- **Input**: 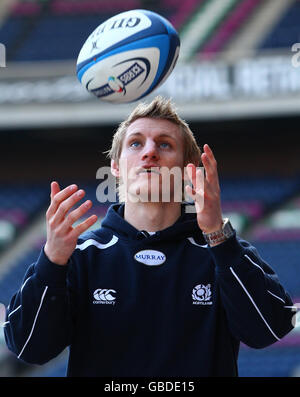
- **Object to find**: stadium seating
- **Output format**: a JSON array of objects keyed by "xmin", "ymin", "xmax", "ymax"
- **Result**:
[
  {"xmin": 0, "ymin": 183, "xmax": 48, "ymax": 216},
  {"xmin": 0, "ymin": 183, "xmax": 49, "ymax": 251},
  {"xmin": 248, "ymin": 240, "xmax": 300, "ymax": 299},
  {"xmin": 179, "ymin": 0, "xmax": 262, "ymax": 61},
  {"xmin": 0, "ymin": 245, "xmax": 42, "ymax": 306},
  {"xmin": 238, "ymin": 345, "xmax": 300, "ymax": 377},
  {"xmin": 10, "ymin": 0, "xmax": 42, "ymax": 17},
  {"xmin": 28, "ymin": 349, "xmax": 68, "ymax": 377},
  {"xmin": 0, "ymin": 0, "xmax": 183, "ymax": 62},
  {"xmin": 259, "ymin": 1, "xmax": 300, "ymax": 50},
  {"xmin": 220, "ymin": 176, "xmax": 300, "ymax": 207},
  {"xmin": 165, "ymin": 0, "xmax": 200, "ymax": 31},
  {"xmin": 50, "ymin": 0, "xmax": 141, "ymax": 16},
  {"xmin": 0, "ymin": 18, "xmax": 25, "ymax": 48},
  {"xmin": 12, "ymin": 14, "xmax": 112, "ymax": 61},
  {"xmin": 0, "ymin": 0, "xmax": 297, "ymax": 63},
  {"xmin": 197, "ymin": 0, "xmax": 261, "ymax": 60}
]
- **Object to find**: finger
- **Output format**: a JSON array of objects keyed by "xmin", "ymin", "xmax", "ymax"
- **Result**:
[
  {"xmin": 60, "ymin": 199, "xmax": 92, "ymax": 232},
  {"xmin": 186, "ymin": 163, "xmax": 197, "ymax": 189},
  {"xmin": 202, "ymin": 144, "xmax": 216, "ymax": 165},
  {"xmin": 185, "ymin": 184, "xmax": 196, "ymax": 201},
  {"xmin": 72, "ymin": 214, "xmax": 98, "ymax": 238},
  {"xmin": 204, "ymin": 143, "xmax": 215, "ymax": 158},
  {"xmin": 47, "ymin": 184, "xmax": 78, "ymax": 219},
  {"xmin": 201, "ymin": 153, "xmax": 214, "ymax": 181},
  {"xmin": 52, "ymin": 189, "xmax": 86, "ymax": 227},
  {"xmin": 50, "ymin": 181, "xmax": 61, "ymax": 201},
  {"xmin": 185, "ymin": 168, "xmax": 216, "ymax": 199},
  {"xmin": 201, "ymin": 146, "xmax": 220, "ymax": 190},
  {"xmin": 186, "ymin": 163, "xmax": 205, "ymax": 194},
  {"xmin": 185, "ymin": 184, "xmax": 204, "ymax": 212},
  {"xmin": 185, "ymin": 177, "xmax": 205, "ymax": 199}
]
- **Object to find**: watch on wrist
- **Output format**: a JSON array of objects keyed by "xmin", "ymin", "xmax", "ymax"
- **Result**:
[{"xmin": 202, "ymin": 218, "xmax": 235, "ymax": 246}]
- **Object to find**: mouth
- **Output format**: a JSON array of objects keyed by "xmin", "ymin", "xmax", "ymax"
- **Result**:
[{"xmin": 138, "ymin": 168, "xmax": 161, "ymax": 175}]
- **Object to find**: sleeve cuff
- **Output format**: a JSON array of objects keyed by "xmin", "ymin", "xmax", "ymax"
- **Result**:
[
  {"xmin": 34, "ymin": 247, "xmax": 69, "ymax": 287},
  {"xmin": 208, "ymin": 234, "xmax": 245, "ymax": 270}
]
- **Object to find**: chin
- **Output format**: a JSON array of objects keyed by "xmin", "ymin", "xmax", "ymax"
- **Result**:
[{"xmin": 126, "ymin": 183, "xmax": 162, "ymax": 203}]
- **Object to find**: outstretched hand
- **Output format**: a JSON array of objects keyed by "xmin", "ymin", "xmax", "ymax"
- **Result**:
[
  {"xmin": 185, "ymin": 144, "xmax": 223, "ymax": 234},
  {"xmin": 44, "ymin": 182, "xmax": 98, "ymax": 265}
]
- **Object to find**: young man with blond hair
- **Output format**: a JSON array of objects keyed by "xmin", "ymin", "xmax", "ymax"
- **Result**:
[{"xmin": 5, "ymin": 97, "xmax": 294, "ymax": 376}]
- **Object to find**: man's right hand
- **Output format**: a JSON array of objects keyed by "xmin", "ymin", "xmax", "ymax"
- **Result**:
[{"xmin": 44, "ymin": 181, "xmax": 98, "ymax": 265}]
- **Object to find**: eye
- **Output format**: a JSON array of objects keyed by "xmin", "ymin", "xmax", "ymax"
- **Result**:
[
  {"xmin": 130, "ymin": 140, "xmax": 141, "ymax": 148},
  {"xmin": 159, "ymin": 142, "xmax": 171, "ymax": 149}
]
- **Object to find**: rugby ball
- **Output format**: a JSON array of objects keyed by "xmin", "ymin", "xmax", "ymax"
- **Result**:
[{"xmin": 76, "ymin": 9, "xmax": 180, "ymax": 103}]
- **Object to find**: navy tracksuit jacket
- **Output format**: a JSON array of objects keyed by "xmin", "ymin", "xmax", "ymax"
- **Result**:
[{"xmin": 4, "ymin": 204, "xmax": 295, "ymax": 376}]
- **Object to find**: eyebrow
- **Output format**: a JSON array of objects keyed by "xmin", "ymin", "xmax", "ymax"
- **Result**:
[{"xmin": 126, "ymin": 132, "xmax": 177, "ymax": 140}]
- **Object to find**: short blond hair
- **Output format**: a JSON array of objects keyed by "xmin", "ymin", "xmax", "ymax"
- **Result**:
[{"xmin": 107, "ymin": 96, "xmax": 201, "ymax": 165}]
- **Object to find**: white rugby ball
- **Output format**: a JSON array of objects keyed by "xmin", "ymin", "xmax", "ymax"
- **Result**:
[{"xmin": 76, "ymin": 9, "xmax": 180, "ymax": 103}]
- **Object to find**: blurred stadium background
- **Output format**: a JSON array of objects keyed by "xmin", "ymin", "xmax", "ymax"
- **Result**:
[{"xmin": 0, "ymin": 0, "xmax": 299, "ymax": 377}]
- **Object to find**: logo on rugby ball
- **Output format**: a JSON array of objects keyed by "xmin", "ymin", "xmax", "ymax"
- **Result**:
[
  {"xmin": 87, "ymin": 57, "xmax": 150, "ymax": 99},
  {"xmin": 108, "ymin": 76, "xmax": 125, "ymax": 94}
]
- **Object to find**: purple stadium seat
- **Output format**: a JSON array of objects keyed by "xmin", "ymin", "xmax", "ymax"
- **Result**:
[{"xmin": 198, "ymin": 0, "xmax": 261, "ymax": 60}]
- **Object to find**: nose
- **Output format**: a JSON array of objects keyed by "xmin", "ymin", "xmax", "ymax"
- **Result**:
[{"xmin": 141, "ymin": 140, "xmax": 159, "ymax": 161}]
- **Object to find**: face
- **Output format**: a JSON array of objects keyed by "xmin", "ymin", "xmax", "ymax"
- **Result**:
[{"xmin": 111, "ymin": 117, "xmax": 185, "ymax": 203}]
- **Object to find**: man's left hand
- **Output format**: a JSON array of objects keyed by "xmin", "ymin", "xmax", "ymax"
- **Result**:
[{"xmin": 185, "ymin": 144, "xmax": 223, "ymax": 234}]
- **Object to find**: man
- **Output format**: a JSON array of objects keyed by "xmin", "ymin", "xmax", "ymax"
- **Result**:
[{"xmin": 4, "ymin": 96, "xmax": 294, "ymax": 376}]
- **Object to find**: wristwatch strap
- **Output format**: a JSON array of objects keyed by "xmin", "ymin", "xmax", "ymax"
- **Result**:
[{"xmin": 202, "ymin": 218, "xmax": 234, "ymax": 246}]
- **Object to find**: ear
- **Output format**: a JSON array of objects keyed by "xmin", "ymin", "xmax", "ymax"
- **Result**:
[{"xmin": 111, "ymin": 159, "xmax": 120, "ymax": 177}]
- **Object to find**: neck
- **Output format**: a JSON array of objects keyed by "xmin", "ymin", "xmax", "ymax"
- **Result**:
[{"xmin": 124, "ymin": 201, "xmax": 182, "ymax": 232}]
